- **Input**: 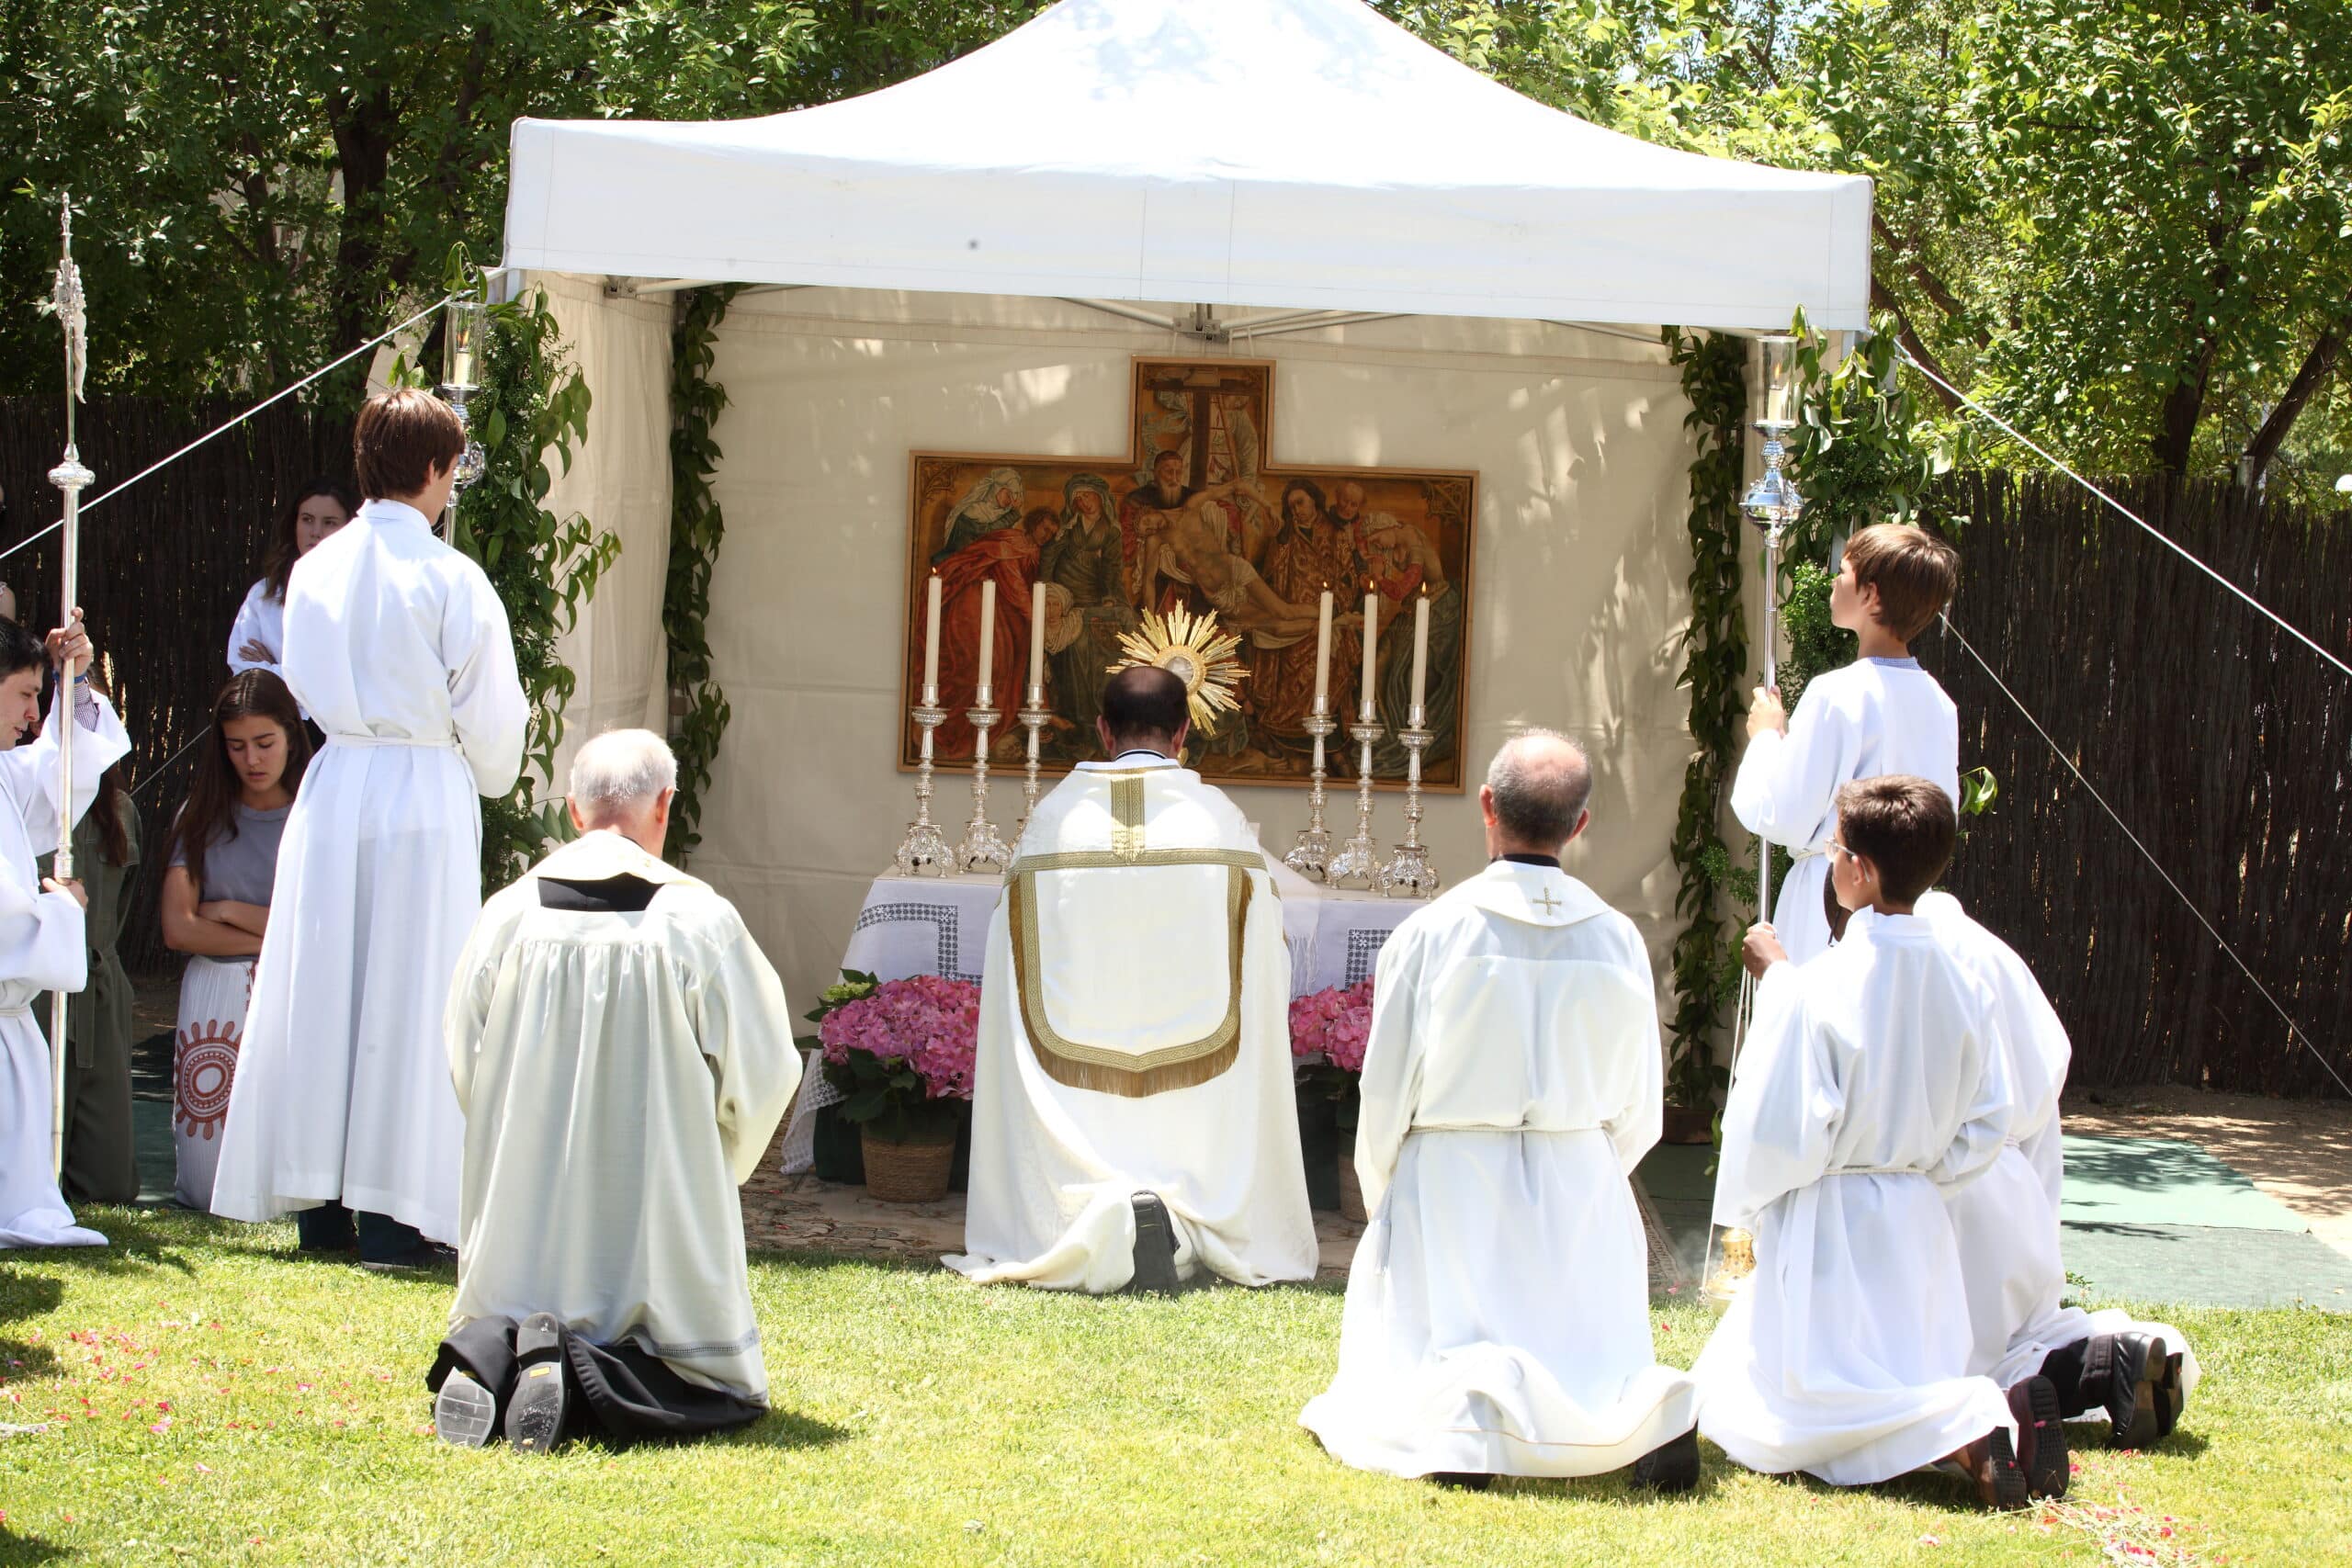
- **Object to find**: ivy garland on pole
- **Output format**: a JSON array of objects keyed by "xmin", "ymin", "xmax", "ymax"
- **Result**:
[
  {"xmin": 1662, "ymin": 327, "xmax": 1749, "ymax": 1111},
  {"xmin": 433, "ymin": 254, "xmax": 622, "ymax": 889},
  {"xmin": 662, "ymin": 285, "xmax": 741, "ymax": 863}
]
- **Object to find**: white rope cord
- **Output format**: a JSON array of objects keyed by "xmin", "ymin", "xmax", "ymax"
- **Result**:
[
  {"xmin": 125, "ymin": 725, "xmax": 211, "ymax": 800},
  {"xmin": 0, "ymin": 293, "xmax": 455, "ymax": 567},
  {"xmin": 1900, "ymin": 348, "xmax": 2352, "ymax": 682},
  {"xmin": 1939, "ymin": 611, "xmax": 2351, "ymax": 1099}
]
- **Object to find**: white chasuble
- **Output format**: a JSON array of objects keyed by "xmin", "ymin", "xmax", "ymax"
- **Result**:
[
  {"xmin": 946, "ymin": 756, "xmax": 1317, "ymax": 1292},
  {"xmin": 1730, "ymin": 659, "xmax": 1959, "ymax": 964},
  {"xmin": 1917, "ymin": 895, "xmax": 2202, "ymax": 1407},
  {"xmin": 1693, "ymin": 909, "xmax": 2018, "ymax": 1484},
  {"xmin": 447, "ymin": 832, "xmax": 800, "ymax": 1401},
  {"xmin": 0, "ymin": 693, "xmax": 131, "ymax": 1248},
  {"xmin": 211, "ymin": 498, "xmax": 526, "ymax": 1243},
  {"xmin": 1300, "ymin": 861, "xmax": 1699, "ymax": 1478}
]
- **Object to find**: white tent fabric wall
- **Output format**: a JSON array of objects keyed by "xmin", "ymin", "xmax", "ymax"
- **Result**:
[
  {"xmin": 533, "ymin": 274, "xmax": 676, "ymax": 797},
  {"xmin": 500, "ymin": 0, "xmax": 1870, "ymax": 332},
  {"xmin": 653, "ymin": 288, "xmax": 1698, "ymax": 1014}
]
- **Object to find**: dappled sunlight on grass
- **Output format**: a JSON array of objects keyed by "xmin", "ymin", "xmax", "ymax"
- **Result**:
[{"xmin": 0, "ymin": 1209, "xmax": 2343, "ymax": 1564}]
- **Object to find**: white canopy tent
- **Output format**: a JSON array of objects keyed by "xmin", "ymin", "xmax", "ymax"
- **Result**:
[
  {"xmin": 501, "ymin": 0, "xmax": 1869, "ymax": 330},
  {"xmin": 498, "ymin": 0, "xmax": 1872, "ymax": 1012}
]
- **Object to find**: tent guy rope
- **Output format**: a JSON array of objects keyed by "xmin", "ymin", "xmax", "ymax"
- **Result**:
[
  {"xmin": 0, "ymin": 292, "xmax": 457, "ymax": 568},
  {"xmin": 1938, "ymin": 611, "xmax": 2350, "ymax": 1099},
  {"xmin": 1900, "ymin": 347, "xmax": 2352, "ymax": 682}
]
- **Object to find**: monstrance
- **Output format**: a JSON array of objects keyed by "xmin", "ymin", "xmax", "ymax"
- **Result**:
[{"xmin": 1104, "ymin": 605, "xmax": 1249, "ymax": 739}]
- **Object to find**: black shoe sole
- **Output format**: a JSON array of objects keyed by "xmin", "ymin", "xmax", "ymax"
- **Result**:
[
  {"xmin": 2151, "ymin": 1349, "xmax": 2185, "ymax": 1439},
  {"xmin": 433, "ymin": 1371, "xmax": 498, "ymax": 1448},
  {"xmin": 1129, "ymin": 1192, "xmax": 1181, "ymax": 1296},
  {"xmin": 1630, "ymin": 1428, "xmax": 1701, "ymax": 1494},
  {"xmin": 1986, "ymin": 1428, "xmax": 2028, "ymax": 1511},
  {"xmin": 2013, "ymin": 1376, "xmax": 2068, "ymax": 1499},
  {"xmin": 2112, "ymin": 1335, "xmax": 2165, "ymax": 1449},
  {"xmin": 504, "ymin": 1314, "xmax": 570, "ymax": 1454}
]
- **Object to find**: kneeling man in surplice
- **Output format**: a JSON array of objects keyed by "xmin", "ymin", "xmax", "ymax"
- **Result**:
[
  {"xmin": 428, "ymin": 730, "xmax": 802, "ymax": 1451},
  {"xmin": 1301, "ymin": 732, "xmax": 1702, "ymax": 1491},
  {"xmin": 946, "ymin": 667, "xmax": 1317, "ymax": 1293}
]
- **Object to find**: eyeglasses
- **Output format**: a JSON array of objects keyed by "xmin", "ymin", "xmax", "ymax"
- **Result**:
[{"xmin": 1825, "ymin": 840, "xmax": 1858, "ymax": 863}]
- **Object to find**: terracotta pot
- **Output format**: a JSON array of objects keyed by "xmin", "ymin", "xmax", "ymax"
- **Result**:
[
  {"xmin": 1337, "ymin": 1154, "xmax": 1367, "ymax": 1224},
  {"xmin": 860, "ymin": 1128, "xmax": 956, "ymax": 1203}
]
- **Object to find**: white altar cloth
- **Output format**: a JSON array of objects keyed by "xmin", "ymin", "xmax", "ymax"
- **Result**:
[{"xmin": 776, "ymin": 858, "xmax": 1427, "ymax": 1172}]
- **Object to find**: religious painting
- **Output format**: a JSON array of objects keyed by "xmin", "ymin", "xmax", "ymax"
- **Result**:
[{"xmin": 900, "ymin": 357, "xmax": 1477, "ymax": 791}]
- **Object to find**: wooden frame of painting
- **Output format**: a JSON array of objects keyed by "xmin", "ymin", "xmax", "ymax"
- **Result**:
[{"xmin": 898, "ymin": 356, "xmax": 1477, "ymax": 792}]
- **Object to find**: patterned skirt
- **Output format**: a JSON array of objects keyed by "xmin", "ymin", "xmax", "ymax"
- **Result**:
[{"xmin": 173, "ymin": 956, "xmax": 254, "ymax": 1209}]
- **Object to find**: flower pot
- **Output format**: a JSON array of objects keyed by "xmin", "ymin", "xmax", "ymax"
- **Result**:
[
  {"xmin": 812, "ymin": 1100, "xmax": 867, "ymax": 1184},
  {"xmin": 861, "ymin": 1128, "xmax": 956, "ymax": 1203},
  {"xmin": 1661, "ymin": 1104, "xmax": 1716, "ymax": 1145},
  {"xmin": 1337, "ymin": 1153, "xmax": 1367, "ymax": 1224},
  {"xmin": 1296, "ymin": 1089, "xmax": 1341, "ymax": 1211}
]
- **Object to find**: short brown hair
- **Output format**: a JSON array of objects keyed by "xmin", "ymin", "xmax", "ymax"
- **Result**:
[
  {"xmin": 1835, "ymin": 774, "xmax": 1956, "ymax": 904},
  {"xmin": 1844, "ymin": 523, "xmax": 1960, "ymax": 642},
  {"xmin": 353, "ymin": 389, "xmax": 465, "ymax": 501}
]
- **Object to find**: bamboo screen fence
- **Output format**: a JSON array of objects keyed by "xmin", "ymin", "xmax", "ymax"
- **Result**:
[
  {"xmin": 1, "ymin": 395, "xmax": 2344, "ymax": 1094},
  {"xmin": 0, "ymin": 395, "xmax": 351, "ymax": 973},
  {"xmin": 1922, "ymin": 471, "xmax": 2350, "ymax": 1096}
]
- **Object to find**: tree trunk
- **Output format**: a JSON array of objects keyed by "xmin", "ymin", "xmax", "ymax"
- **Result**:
[
  {"xmin": 2240, "ymin": 301, "xmax": 2351, "ymax": 491},
  {"xmin": 327, "ymin": 83, "xmax": 399, "ymax": 393}
]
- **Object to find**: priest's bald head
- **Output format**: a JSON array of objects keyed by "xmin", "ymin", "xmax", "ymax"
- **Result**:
[
  {"xmin": 1097, "ymin": 666, "xmax": 1193, "ymax": 761},
  {"xmin": 566, "ymin": 728, "xmax": 678, "ymax": 854},
  {"xmin": 1482, "ymin": 729, "xmax": 1592, "ymax": 860}
]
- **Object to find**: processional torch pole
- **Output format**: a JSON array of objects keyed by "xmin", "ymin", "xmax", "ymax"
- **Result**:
[
  {"xmin": 46, "ymin": 197, "xmax": 92, "ymax": 1179},
  {"xmin": 1702, "ymin": 333, "xmax": 1805, "ymax": 1308}
]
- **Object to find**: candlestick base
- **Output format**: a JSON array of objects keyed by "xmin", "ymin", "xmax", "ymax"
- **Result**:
[
  {"xmin": 1378, "ymin": 726, "xmax": 1441, "ymax": 898},
  {"xmin": 892, "ymin": 704, "xmax": 954, "ymax": 877},
  {"xmin": 1324, "ymin": 720, "xmax": 1386, "ymax": 891},
  {"xmin": 1283, "ymin": 710, "xmax": 1339, "ymax": 881},
  {"xmin": 956, "ymin": 706, "xmax": 1014, "ymax": 875}
]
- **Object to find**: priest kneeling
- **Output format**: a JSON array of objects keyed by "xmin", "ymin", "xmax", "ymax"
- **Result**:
[
  {"xmin": 429, "ymin": 730, "xmax": 801, "ymax": 1450},
  {"xmin": 947, "ymin": 667, "xmax": 1317, "ymax": 1293},
  {"xmin": 1301, "ymin": 732, "xmax": 1702, "ymax": 1490}
]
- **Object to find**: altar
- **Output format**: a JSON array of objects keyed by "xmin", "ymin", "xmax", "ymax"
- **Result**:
[{"xmin": 775, "ymin": 856, "xmax": 1427, "ymax": 1171}]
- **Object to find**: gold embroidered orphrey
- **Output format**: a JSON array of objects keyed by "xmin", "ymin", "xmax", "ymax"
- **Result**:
[{"xmin": 1009, "ymin": 770, "xmax": 1259, "ymax": 1099}]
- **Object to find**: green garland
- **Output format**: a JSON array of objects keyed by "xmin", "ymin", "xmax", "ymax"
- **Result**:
[
  {"xmin": 1662, "ymin": 328, "xmax": 1750, "ymax": 1110},
  {"xmin": 438, "ymin": 259, "xmax": 621, "ymax": 888},
  {"xmin": 662, "ymin": 285, "xmax": 741, "ymax": 863}
]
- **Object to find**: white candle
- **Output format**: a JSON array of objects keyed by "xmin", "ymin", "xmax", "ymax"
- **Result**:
[
  {"xmin": 922, "ymin": 573, "xmax": 943, "ymax": 704},
  {"xmin": 1360, "ymin": 586, "xmax": 1378, "ymax": 723},
  {"xmin": 1410, "ymin": 592, "xmax": 1431, "ymax": 722},
  {"xmin": 976, "ymin": 578, "xmax": 997, "ymax": 701},
  {"xmin": 1028, "ymin": 581, "xmax": 1046, "ymax": 704},
  {"xmin": 1312, "ymin": 590, "xmax": 1333, "ymax": 713}
]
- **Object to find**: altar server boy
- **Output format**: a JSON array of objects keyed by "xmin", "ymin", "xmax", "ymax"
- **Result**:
[
  {"xmin": 1917, "ymin": 891, "xmax": 2195, "ymax": 1445},
  {"xmin": 1732, "ymin": 524, "xmax": 1962, "ymax": 963},
  {"xmin": 1695, "ymin": 775, "xmax": 2064, "ymax": 1507}
]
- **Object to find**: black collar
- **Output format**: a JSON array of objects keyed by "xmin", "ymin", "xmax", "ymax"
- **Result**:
[{"xmin": 1494, "ymin": 852, "xmax": 1561, "ymax": 870}]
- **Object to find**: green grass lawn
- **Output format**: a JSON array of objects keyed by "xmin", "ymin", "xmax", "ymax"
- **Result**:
[{"xmin": 2, "ymin": 1209, "xmax": 2346, "ymax": 1566}]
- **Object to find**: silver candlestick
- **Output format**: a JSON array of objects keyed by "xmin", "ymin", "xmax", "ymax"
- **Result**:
[
  {"xmin": 892, "ymin": 698, "xmax": 953, "ymax": 876},
  {"xmin": 1324, "ymin": 716, "xmax": 1385, "ymax": 891},
  {"xmin": 956, "ymin": 691, "xmax": 1013, "ymax": 874},
  {"xmin": 1283, "ymin": 706, "xmax": 1338, "ymax": 879},
  {"xmin": 1378, "ymin": 716, "xmax": 1440, "ymax": 897},
  {"xmin": 1016, "ymin": 686, "xmax": 1051, "ymax": 838}
]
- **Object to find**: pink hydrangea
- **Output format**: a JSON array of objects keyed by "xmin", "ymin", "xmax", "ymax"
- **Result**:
[
  {"xmin": 818, "ymin": 975, "xmax": 979, "ymax": 1100},
  {"xmin": 1289, "ymin": 978, "xmax": 1375, "ymax": 1074}
]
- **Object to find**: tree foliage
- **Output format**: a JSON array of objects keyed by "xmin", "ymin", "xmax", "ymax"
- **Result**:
[{"xmin": 0, "ymin": 2, "xmax": 1052, "ymax": 406}]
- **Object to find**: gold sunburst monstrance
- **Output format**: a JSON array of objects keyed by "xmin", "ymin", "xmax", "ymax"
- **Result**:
[{"xmin": 1107, "ymin": 606, "xmax": 1248, "ymax": 734}]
